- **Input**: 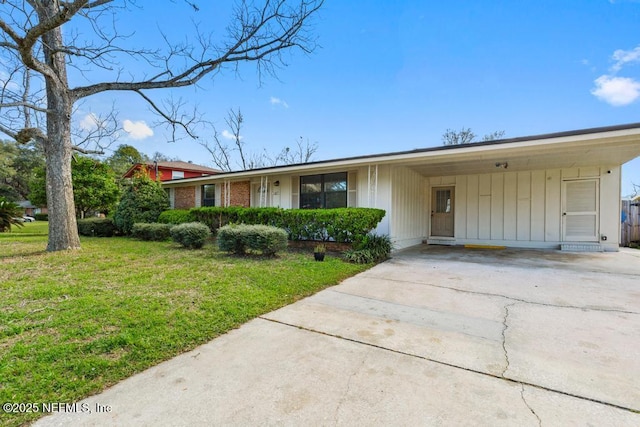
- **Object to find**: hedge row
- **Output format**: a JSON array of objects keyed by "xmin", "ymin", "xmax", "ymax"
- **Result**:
[
  {"xmin": 190, "ymin": 207, "xmax": 385, "ymax": 243},
  {"xmin": 158, "ymin": 209, "xmax": 195, "ymax": 225},
  {"xmin": 77, "ymin": 218, "xmax": 117, "ymax": 237}
]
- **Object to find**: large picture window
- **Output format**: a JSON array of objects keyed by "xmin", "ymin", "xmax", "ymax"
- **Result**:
[
  {"xmin": 300, "ymin": 172, "xmax": 347, "ymax": 209},
  {"xmin": 202, "ymin": 184, "xmax": 215, "ymax": 207}
]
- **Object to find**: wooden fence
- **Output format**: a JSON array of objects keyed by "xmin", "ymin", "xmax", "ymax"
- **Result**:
[{"xmin": 621, "ymin": 200, "xmax": 640, "ymax": 246}]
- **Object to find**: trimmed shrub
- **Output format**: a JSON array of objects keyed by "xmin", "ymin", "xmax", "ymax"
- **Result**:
[
  {"xmin": 170, "ymin": 222, "xmax": 211, "ymax": 249},
  {"xmin": 34, "ymin": 213, "xmax": 48, "ymax": 221},
  {"xmin": 217, "ymin": 224, "xmax": 288, "ymax": 256},
  {"xmin": 343, "ymin": 233, "xmax": 393, "ymax": 264},
  {"xmin": 158, "ymin": 209, "xmax": 195, "ymax": 225},
  {"xmin": 131, "ymin": 222, "xmax": 172, "ymax": 241},
  {"xmin": 77, "ymin": 218, "xmax": 117, "ymax": 237},
  {"xmin": 191, "ymin": 207, "xmax": 385, "ymax": 243}
]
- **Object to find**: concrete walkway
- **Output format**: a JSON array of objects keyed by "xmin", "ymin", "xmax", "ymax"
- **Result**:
[{"xmin": 36, "ymin": 246, "xmax": 640, "ymax": 426}]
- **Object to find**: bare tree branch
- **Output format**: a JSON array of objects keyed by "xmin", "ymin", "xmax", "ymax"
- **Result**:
[
  {"xmin": 200, "ymin": 108, "xmax": 317, "ymax": 171},
  {"xmin": 0, "ymin": 0, "xmax": 324, "ymax": 251}
]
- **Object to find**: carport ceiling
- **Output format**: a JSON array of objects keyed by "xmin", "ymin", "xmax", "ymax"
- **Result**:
[{"xmin": 404, "ymin": 135, "xmax": 640, "ymax": 177}]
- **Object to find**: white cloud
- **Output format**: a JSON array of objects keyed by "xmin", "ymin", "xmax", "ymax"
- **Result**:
[
  {"xmin": 0, "ymin": 70, "xmax": 21, "ymax": 92},
  {"xmin": 221, "ymin": 129, "xmax": 242, "ymax": 141},
  {"xmin": 270, "ymin": 96, "xmax": 289, "ymax": 108},
  {"xmin": 611, "ymin": 46, "xmax": 640, "ymax": 72},
  {"xmin": 591, "ymin": 44, "xmax": 640, "ymax": 106},
  {"xmin": 591, "ymin": 75, "xmax": 640, "ymax": 106},
  {"xmin": 122, "ymin": 119, "xmax": 153, "ymax": 140},
  {"xmin": 79, "ymin": 113, "xmax": 100, "ymax": 131}
]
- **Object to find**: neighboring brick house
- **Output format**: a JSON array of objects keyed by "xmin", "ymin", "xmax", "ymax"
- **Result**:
[{"xmin": 123, "ymin": 161, "xmax": 221, "ymax": 182}]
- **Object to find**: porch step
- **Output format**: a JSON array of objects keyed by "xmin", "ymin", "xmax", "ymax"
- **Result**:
[{"xmin": 560, "ymin": 243, "xmax": 603, "ymax": 252}]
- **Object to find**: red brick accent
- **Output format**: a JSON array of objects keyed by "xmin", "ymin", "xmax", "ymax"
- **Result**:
[
  {"xmin": 221, "ymin": 181, "xmax": 251, "ymax": 207},
  {"xmin": 174, "ymin": 186, "xmax": 196, "ymax": 209}
]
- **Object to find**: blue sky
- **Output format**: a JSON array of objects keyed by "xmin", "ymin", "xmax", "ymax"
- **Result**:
[{"xmin": 73, "ymin": 0, "xmax": 640, "ymax": 196}]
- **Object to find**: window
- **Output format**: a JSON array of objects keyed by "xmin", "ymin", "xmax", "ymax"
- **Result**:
[
  {"xmin": 202, "ymin": 184, "xmax": 215, "ymax": 207},
  {"xmin": 435, "ymin": 189, "xmax": 451, "ymax": 213},
  {"xmin": 172, "ymin": 170, "xmax": 185, "ymax": 179},
  {"xmin": 300, "ymin": 172, "xmax": 347, "ymax": 209}
]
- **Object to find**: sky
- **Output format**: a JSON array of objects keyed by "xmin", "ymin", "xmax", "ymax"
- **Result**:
[{"xmin": 66, "ymin": 0, "xmax": 640, "ymax": 196}]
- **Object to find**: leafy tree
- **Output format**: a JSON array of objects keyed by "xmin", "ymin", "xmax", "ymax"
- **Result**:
[
  {"xmin": 442, "ymin": 128, "xmax": 506, "ymax": 145},
  {"xmin": 106, "ymin": 145, "xmax": 148, "ymax": 177},
  {"xmin": 0, "ymin": 0, "xmax": 323, "ymax": 251},
  {"xmin": 113, "ymin": 171, "xmax": 170, "ymax": 235},
  {"xmin": 0, "ymin": 141, "xmax": 19, "ymax": 200},
  {"xmin": 1, "ymin": 140, "xmax": 45, "ymax": 201},
  {"xmin": 0, "ymin": 197, "xmax": 24, "ymax": 232},
  {"xmin": 30, "ymin": 156, "xmax": 120, "ymax": 218},
  {"xmin": 150, "ymin": 152, "xmax": 181, "ymax": 163}
]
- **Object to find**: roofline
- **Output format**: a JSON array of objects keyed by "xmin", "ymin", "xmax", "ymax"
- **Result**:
[
  {"xmin": 123, "ymin": 162, "xmax": 220, "ymax": 177},
  {"xmin": 163, "ymin": 122, "xmax": 640, "ymax": 185}
]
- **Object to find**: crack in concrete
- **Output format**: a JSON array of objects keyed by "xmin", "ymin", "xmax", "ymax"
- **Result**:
[
  {"xmin": 520, "ymin": 384, "xmax": 542, "ymax": 426},
  {"xmin": 501, "ymin": 303, "xmax": 517, "ymax": 378},
  {"xmin": 259, "ymin": 317, "xmax": 640, "ymax": 414},
  {"xmin": 351, "ymin": 276, "xmax": 640, "ymax": 315},
  {"xmin": 333, "ymin": 352, "xmax": 365, "ymax": 425}
]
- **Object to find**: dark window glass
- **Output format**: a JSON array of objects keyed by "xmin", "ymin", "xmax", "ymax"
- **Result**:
[
  {"xmin": 202, "ymin": 184, "xmax": 215, "ymax": 207},
  {"xmin": 299, "ymin": 172, "xmax": 347, "ymax": 209}
]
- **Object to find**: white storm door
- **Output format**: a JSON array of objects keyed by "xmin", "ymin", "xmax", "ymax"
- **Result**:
[{"xmin": 562, "ymin": 179, "xmax": 599, "ymax": 242}]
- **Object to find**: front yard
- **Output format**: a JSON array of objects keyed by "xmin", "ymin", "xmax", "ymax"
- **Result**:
[{"xmin": 0, "ymin": 222, "xmax": 371, "ymax": 427}]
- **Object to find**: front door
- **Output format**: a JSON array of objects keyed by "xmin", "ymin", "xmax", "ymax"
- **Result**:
[
  {"xmin": 431, "ymin": 187, "xmax": 455, "ymax": 237},
  {"xmin": 562, "ymin": 179, "xmax": 599, "ymax": 242}
]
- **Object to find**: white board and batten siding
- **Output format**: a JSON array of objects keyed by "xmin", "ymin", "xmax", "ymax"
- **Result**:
[
  {"xmin": 389, "ymin": 166, "xmax": 428, "ymax": 249},
  {"xmin": 426, "ymin": 166, "xmax": 621, "ymax": 251}
]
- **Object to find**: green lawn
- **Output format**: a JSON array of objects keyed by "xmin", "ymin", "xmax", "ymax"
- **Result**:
[{"xmin": 0, "ymin": 222, "xmax": 371, "ymax": 427}]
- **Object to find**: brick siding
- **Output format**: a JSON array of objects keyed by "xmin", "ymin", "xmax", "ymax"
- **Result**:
[
  {"xmin": 221, "ymin": 181, "xmax": 251, "ymax": 207},
  {"xmin": 174, "ymin": 186, "xmax": 196, "ymax": 209}
]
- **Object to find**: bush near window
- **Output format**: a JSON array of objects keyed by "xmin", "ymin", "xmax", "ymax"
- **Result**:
[
  {"xmin": 343, "ymin": 233, "xmax": 393, "ymax": 264},
  {"xmin": 76, "ymin": 218, "xmax": 118, "ymax": 237},
  {"xmin": 131, "ymin": 223, "xmax": 172, "ymax": 241},
  {"xmin": 217, "ymin": 224, "xmax": 288, "ymax": 256},
  {"xmin": 158, "ymin": 209, "xmax": 195, "ymax": 225},
  {"xmin": 34, "ymin": 213, "xmax": 48, "ymax": 221},
  {"xmin": 191, "ymin": 207, "xmax": 385, "ymax": 243},
  {"xmin": 170, "ymin": 222, "xmax": 211, "ymax": 249}
]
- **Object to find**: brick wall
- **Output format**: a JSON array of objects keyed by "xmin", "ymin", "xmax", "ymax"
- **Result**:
[
  {"xmin": 174, "ymin": 186, "xmax": 196, "ymax": 209},
  {"xmin": 221, "ymin": 181, "xmax": 251, "ymax": 207}
]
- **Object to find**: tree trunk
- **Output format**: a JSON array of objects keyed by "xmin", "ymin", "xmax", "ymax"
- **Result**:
[{"xmin": 40, "ymin": 1, "xmax": 81, "ymax": 251}]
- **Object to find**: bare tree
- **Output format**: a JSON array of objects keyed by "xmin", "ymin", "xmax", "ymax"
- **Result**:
[
  {"xmin": 272, "ymin": 136, "xmax": 318, "ymax": 165},
  {"xmin": 480, "ymin": 130, "xmax": 506, "ymax": 142},
  {"xmin": 200, "ymin": 108, "xmax": 318, "ymax": 171},
  {"xmin": 0, "ymin": 0, "xmax": 323, "ymax": 251},
  {"xmin": 199, "ymin": 107, "xmax": 256, "ymax": 172},
  {"xmin": 442, "ymin": 128, "xmax": 505, "ymax": 145}
]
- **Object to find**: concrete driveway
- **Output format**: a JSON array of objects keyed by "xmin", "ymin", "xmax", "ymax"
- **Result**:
[{"xmin": 36, "ymin": 246, "xmax": 640, "ymax": 426}]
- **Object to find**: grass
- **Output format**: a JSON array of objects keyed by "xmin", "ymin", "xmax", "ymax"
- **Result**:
[{"xmin": 0, "ymin": 222, "xmax": 372, "ymax": 427}]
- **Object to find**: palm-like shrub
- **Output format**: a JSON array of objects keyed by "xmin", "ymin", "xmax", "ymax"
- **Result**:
[{"xmin": 0, "ymin": 198, "xmax": 24, "ymax": 232}]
